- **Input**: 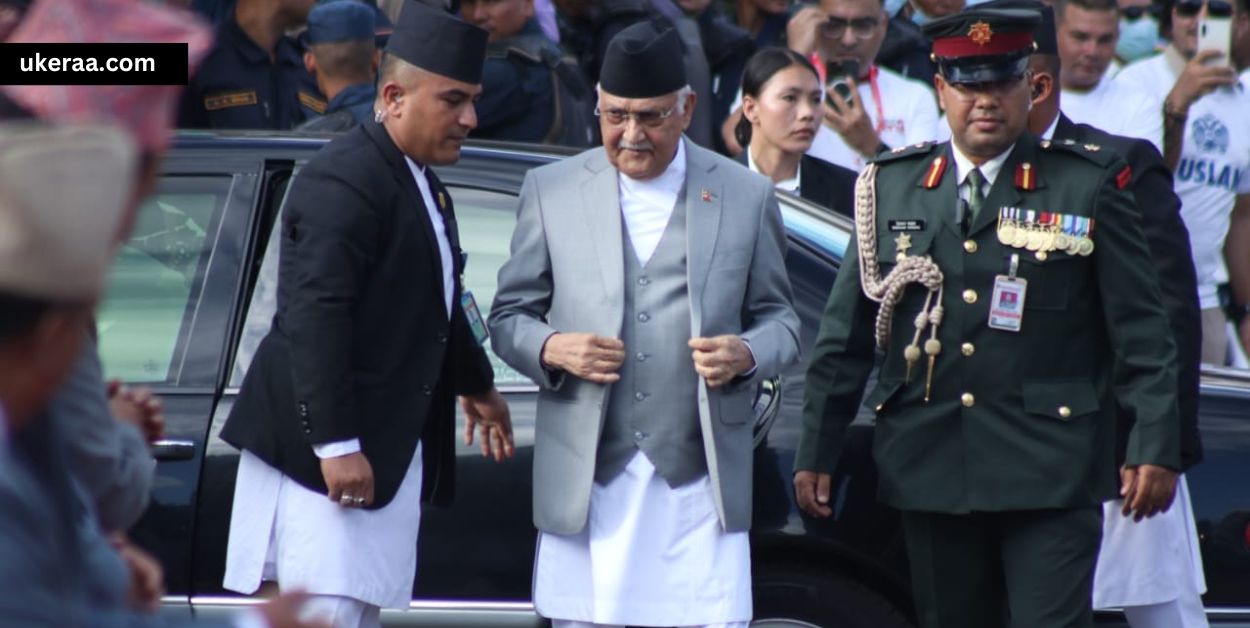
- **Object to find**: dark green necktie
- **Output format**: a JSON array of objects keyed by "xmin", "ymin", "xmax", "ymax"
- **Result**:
[{"xmin": 966, "ymin": 168, "xmax": 986, "ymax": 223}]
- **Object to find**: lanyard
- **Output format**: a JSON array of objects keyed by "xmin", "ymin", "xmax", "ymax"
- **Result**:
[{"xmin": 810, "ymin": 54, "xmax": 887, "ymax": 134}]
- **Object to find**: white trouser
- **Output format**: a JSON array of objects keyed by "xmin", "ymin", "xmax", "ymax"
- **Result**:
[
  {"xmin": 553, "ymin": 622, "xmax": 748, "ymax": 628},
  {"xmin": 1122, "ymin": 593, "xmax": 1209, "ymax": 628},
  {"xmin": 299, "ymin": 594, "xmax": 381, "ymax": 628}
]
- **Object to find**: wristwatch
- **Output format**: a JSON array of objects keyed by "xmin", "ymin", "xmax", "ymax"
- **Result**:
[{"xmin": 1233, "ymin": 303, "xmax": 1250, "ymax": 324}]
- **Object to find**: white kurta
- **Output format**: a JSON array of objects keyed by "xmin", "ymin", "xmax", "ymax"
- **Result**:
[
  {"xmin": 223, "ymin": 444, "xmax": 424, "ymax": 609},
  {"xmin": 1093, "ymin": 475, "xmax": 1206, "ymax": 608},
  {"xmin": 534, "ymin": 452, "xmax": 752, "ymax": 626}
]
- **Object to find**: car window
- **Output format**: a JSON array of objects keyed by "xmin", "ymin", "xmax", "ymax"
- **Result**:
[
  {"xmin": 97, "ymin": 176, "xmax": 232, "ymax": 384},
  {"xmin": 230, "ymin": 184, "xmax": 532, "ymax": 388},
  {"xmin": 452, "ymin": 187, "xmax": 530, "ymax": 387}
]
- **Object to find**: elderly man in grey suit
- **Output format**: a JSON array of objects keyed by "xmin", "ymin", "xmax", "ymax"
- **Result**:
[{"xmin": 489, "ymin": 22, "xmax": 802, "ymax": 628}]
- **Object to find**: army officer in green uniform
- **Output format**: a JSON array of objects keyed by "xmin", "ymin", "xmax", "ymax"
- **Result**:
[{"xmin": 793, "ymin": 7, "xmax": 1182, "ymax": 628}]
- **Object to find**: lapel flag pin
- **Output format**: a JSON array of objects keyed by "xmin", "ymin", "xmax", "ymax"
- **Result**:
[{"xmin": 701, "ymin": 189, "xmax": 712, "ymax": 202}]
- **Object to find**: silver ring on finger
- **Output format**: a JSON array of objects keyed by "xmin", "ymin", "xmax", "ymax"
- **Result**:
[
  {"xmin": 354, "ymin": 496, "xmax": 366, "ymax": 506},
  {"xmin": 339, "ymin": 494, "xmax": 354, "ymax": 506}
]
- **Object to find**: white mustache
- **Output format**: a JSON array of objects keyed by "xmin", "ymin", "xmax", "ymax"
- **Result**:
[{"xmin": 619, "ymin": 140, "xmax": 654, "ymax": 151}]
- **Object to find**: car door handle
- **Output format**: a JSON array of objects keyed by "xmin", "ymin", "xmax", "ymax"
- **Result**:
[{"xmin": 152, "ymin": 439, "xmax": 197, "ymax": 461}]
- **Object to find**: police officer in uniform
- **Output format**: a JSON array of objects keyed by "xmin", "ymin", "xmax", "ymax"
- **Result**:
[
  {"xmin": 296, "ymin": 0, "xmax": 379, "ymax": 132},
  {"xmin": 177, "ymin": 0, "xmax": 324, "ymax": 129},
  {"xmin": 794, "ymin": 8, "xmax": 1181, "ymax": 628}
]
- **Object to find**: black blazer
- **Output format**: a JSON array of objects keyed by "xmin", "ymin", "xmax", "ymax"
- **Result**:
[
  {"xmin": 221, "ymin": 121, "xmax": 495, "ymax": 508},
  {"xmin": 734, "ymin": 151, "xmax": 858, "ymax": 218},
  {"xmin": 1054, "ymin": 114, "xmax": 1203, "ymax": 471}
]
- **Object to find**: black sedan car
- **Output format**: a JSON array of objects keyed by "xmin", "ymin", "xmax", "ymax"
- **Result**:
[{"xmin": 99, "ymin": 133, "xmax": 1250, "ymax": 627}]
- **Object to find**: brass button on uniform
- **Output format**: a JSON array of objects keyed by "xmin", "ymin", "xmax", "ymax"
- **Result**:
[
  {"xmin": 961, "ymin": 342, "xmax": 975, "ymax": 357},
  {"xmin": 963, "ymin": 289, "xmax": 978, "ymax": 304},
  {"xmin": 1058, "ymin": 406, "xmax": 1072, "ymax": 418},
  {"xmin": 1035, "ymin": 250, "xmax": 1048, "ymax": 261},
  {"xmin": 961, "ymin": 392, "xmax": 975, "ymax": 407},
  {"xmin": 963, "ymin": 240, "xmax": 978, "ymax": 253}
]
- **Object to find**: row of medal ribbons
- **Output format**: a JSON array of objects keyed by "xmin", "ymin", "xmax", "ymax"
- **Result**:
[{"xmin": 997, "ymin": 207, "xmax": 1096, "ymax": 257}]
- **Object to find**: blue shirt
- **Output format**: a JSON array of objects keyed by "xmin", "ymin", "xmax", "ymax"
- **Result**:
[
  {"xmin": 327, "ymin": 82, "xmax": 376, "ymax": 125},
  {"xmin": 177, "ymin": 18, "xmax": 325, "ymax": 130},
  {"xmin": 473, "ymin": 21, "xmax": 556, "ymax": 143}
]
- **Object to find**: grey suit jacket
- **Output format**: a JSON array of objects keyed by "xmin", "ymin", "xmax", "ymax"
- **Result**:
[{"xmin": 489, "ymin": 139, "xmax": 802, "ymax": 534}]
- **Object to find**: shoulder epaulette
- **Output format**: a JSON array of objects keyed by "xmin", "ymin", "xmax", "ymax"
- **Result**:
[
  {"xmin": 1038, "ymin": 137, "xmax": 1118, "ymax": 168},
  {"xmin": 870, "ymin": 141, "xmax": 940, "ymax": 164}
]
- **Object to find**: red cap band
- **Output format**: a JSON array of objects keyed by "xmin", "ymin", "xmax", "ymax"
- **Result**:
[{"xmin": 933, "ymin": 31, "xmax": 1033, "ymax": 58}]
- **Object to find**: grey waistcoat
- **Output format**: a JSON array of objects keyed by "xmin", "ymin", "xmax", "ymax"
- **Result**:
[{"xmin": 595, "ymin": 190, "xmax": 706, "ymax": 487}]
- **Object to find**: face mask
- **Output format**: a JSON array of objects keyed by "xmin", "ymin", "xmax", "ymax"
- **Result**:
[
  {"xmin": 909, "ymin": 3, "xmax": 934, "ymax": 25},
  {"xmin": 884, "ymin": 0, "xmax": 907, "ymax": 18},
  {"xmin": 1116, "ymin": 16, "xmax": 1160, "ymax": 62}
]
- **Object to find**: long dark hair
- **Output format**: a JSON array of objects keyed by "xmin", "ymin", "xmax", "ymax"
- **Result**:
[{"xmin": 734, "ymin": 47, "xmax": 821, "ymax": 149}]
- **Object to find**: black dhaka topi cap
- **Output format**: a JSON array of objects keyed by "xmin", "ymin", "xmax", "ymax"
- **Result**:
[
  {"xmin": 923, "ymin": 7, "xmax": 1041, "ymax": 84},
  {"xmin": 599, "ymin": 21, "xmax": 687, "ymax": 98},
  {"xmin": 385, "ymin": 0, "xmax": 487, "ymax": 85}
]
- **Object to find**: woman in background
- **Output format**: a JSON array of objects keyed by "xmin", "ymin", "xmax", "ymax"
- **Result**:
[{"xmin": 735, "ymin": 46, "xmax": 858, "ymax": 218}]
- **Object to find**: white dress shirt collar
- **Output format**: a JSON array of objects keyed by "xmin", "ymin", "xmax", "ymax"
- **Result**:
[
  {"xmin": 950, "ymin": 140, "xmax": 1014, "ymax": 189},
  {"xmin": 746, "ymin": 147, "xmax": 800, "ymax": 195},
  {"xmin": 1040, "ymin": 114, "xmax": 1061, "ymax": 141}
]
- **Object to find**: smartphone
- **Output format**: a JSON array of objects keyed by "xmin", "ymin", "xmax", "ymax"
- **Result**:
[
  {"xmin": 823, "ymin": 59, "xmax": 859, "ymax": 110},
  {"xmin": 1198, "ymin": 16, "xmax": 1232, "ymax": 66}
]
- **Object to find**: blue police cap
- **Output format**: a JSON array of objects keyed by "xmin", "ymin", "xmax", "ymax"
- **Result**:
[{"xmin": 306, "ymin": 0, "xmax": 376, "ymax": 45}]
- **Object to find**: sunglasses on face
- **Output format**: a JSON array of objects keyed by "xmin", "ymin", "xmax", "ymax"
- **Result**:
[
  {"xmin": 1175, "ymin": 0, "xmax": 1233, "ymax": 18},
  {"xmin": 1121, "ymin": 4, "xmax": 1161, "ymax": 20},
  {"xmin": 820, "ymin": 16, "xmax": 880, "ymax": 39}
]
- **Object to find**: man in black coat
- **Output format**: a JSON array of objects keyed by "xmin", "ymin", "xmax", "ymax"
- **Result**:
[
  {"xmin": 220, "ymin": 3, "xmax": 513, "ymax": 626},
  {"xmin": 1014, "ymin": 1, "xmax": 1207, "ymax": 623}
]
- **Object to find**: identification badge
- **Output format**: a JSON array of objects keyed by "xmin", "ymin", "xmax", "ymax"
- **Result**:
[
  {"xmin": 988, "ymin": 275, "xmax": 1027, "ymax": 332},
  {"xmin": 461, "ymin": 290, "xmax": 489, "ymax": 345}
]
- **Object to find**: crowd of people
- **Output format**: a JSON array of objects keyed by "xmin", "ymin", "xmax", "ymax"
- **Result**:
[{"xmin": 0, "ymin": 0, "xmax": 1248, "ymax": 626}]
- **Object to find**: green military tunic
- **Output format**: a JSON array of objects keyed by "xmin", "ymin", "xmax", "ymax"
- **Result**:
[{"xmin": 795, "ymin": 135, "xmax": 1181, "ymax": 513}]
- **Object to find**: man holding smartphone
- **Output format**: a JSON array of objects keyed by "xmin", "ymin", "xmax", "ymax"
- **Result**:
[
  {"xmin": 1115, "ymin": 0, "xmax": 1250, "ymax": 365},
  {"xmin": 784, "ymin": 0, "xmax": 940, "ymax": 169}
]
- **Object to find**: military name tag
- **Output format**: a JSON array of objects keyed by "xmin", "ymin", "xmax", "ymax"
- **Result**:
[
  {"xmin": 888, "ymin": 219, "xmax": 926, "ymax": 232},
  {"xmin": 461, "ymin": 289, "xmax": 489, "ymax": 345},
  {"xmin": 988, "ymin": 275, "xmax": 1027, "ymax": 332}
]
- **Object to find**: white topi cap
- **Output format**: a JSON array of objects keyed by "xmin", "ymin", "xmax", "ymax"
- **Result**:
[{"xmin": 0, "ymin": 122, "xmax": 138, "ymax": 301}]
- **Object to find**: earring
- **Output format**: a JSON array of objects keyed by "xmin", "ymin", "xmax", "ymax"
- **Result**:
[{"xmin": 374, "ymin": 109, "xmax": 386, "ymax": 123}]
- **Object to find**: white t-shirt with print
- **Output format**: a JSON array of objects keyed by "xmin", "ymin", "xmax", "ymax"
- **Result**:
[
  {"xmin": 1116, "ymin": 52, "xmax": 1250, "ymax": 309},
  {"xmin": 807, "ymin": 65, "xmax": 940, "ymax": 171},
  {"xmin": 1061, "ymin": 73, "xmax": 1163, "ymax": 152}
]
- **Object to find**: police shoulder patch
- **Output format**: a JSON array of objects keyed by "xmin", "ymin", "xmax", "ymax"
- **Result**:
[
  {"xmin": 870, "ymin": 140, "xmax": 939, "ymax": 164},
  {"xmin": 299, "ymin": 90, "xmax": 328, "ymax": 115}
]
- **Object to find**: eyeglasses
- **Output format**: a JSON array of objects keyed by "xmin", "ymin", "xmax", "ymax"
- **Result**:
[
  {"xmin": 819, "ymin": 16, "xmax": 880, "ymax": 40},
  {"xmin": 1175, "ymin": 0, "xmax": 1233, "ymax": 18},
  {"xmin": 1121, "ymin": 3, "xmax": 1161, "ymax": 20},
  {"xmin": 593, "ymin": 104, "xmax": 678, "ymax": 127}
]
